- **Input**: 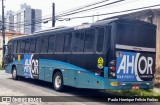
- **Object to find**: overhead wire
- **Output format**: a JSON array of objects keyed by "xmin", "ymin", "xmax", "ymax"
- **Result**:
[
  {"xmin": 56, "ymin": 0, "xmax": 110, "ymax": 16},
  {"xmin": 59, "ymin": 4, "xmax": 160, "ymax": 20},
  {"xmin": 56, "ymin": 0, "xmax": 126, "ymax": 17}
]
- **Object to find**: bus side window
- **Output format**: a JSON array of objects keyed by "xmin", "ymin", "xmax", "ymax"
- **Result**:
[
  {"xmin": 10, "ymin": 42, "xmax": 14, "ymax": 54},
  {"xmin": 84, "ymin": 29, "xmax": 95, "ymax": 52},
  {"xmin": 41, "ymin": 36, "xmax": 49, "ymax": 53},
  {"xmin": 48, "ymin": 35, "xmax": 55, "ymax": 53},
  {"xmin": 73, "ymin": 31, "xmax": 85, "ymax": 52},
  {"xmin": 55, "ymin": 34, "xmax": 65, "ymax": 52},
  {"xmin": 25, "ymin": 39, "xmax": 30, "ymax": 53},
  {"xmin": 30, "ymin": 38, "xmax": 36, "ymax": 53},
  {"xmin": 8, "ymin": 41, "xmax": 13, "ymax": 54},
  {"xmin": 35, "ymin": 37, "xmax": 41, "ymax": 53},
  {"xmin": 13, "ymin": 41, "xmax": 17, "ymax": 54},
  {"xmin": 64, "ymin": 33, "xmax": 72, "ymax": 52},
  {"xmin": 20, "ymin": 40, "xmax": 25, "ymax": 53},
  {"xmin": 96, "ymin": 28, "xmax": 105, "ymax": 53},
  {"xmin": 17, "ymin": 41, "xmax": 21, "ymax": 53}
]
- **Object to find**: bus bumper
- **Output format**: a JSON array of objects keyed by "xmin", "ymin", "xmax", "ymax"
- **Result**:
[{"xmin": 105, "ymin": 81, "xmax": 154, "ymax": 90}]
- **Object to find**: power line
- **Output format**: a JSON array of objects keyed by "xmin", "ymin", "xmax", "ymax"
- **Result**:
[
  {"xmin": 6, "ymin": 23, "xmax": 50, "ymax": 29},
  {"xmin": 5, "ymin": 18, "xmax": 55, "ymax": 35},
  {"xmin": 60, "ymin": 4, "xmax": 160, "ymax": 20},
  {"xmin": 56, "ymin": 0, "xmax": 110, "ymax": 16},
  {"xmin": 56, "ymin": 0, "xmax": 126, "ymax": 17},
  {"xmin": 4, "ymin": 15, "xmax": 52, "ymax": 27},
  {"xmin": 5, "ymin": 21, "xmax": 52, "ymax": 34},
  {"xmin": 5, "ymin": 13, "xmax": 51, "ymax": 25},
  {"xmin": 99, "ymin": 0, "xmax": 140, "ymax": 10},
  {"xmin": 56, "ymin": 0, "xmax": 139, "ymax": 17}
]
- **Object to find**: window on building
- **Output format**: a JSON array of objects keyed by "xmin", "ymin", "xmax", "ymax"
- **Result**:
[
  {"xmin": 41, "ymin": 36, "xmax": 49, "ymax": 53},
  {"xmin": 48, "ymin": 35, "xmax": 56, "ymax": 53},
  {"xmin": 96, "ymin": 28, "xmax": 105, "ymax": 52},
  {"xmin": 35, "ymin": 37, "xmax": 41, "ymax": 53},
  {"xmin": 55, "ymin": 34, "xmax": 65, "ymax": 52},
  {"xmin": 64, "ymin": 33, "xmax": 72, "ymax": 52}
]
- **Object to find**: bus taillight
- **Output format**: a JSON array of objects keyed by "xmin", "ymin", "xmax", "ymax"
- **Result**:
[
  {"xmin": 109, "ymin": 60, "xmax": 116, "ymax": 78},
  {"xmin": 110, "ymin": 60, "xmax": 115, "ymax": 66},
  {"xmin": 110, "ymin": 67, "xmax": 116, "ymax": 72}
]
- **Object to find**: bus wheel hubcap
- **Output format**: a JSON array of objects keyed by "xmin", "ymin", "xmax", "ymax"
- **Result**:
[
  {"xmin": 13, "ymin": 69, "xmax": 16, "ymax": 78},
  {"xmin": 55, "ymin": 75, "xmax": 61, "ymax": 88}
]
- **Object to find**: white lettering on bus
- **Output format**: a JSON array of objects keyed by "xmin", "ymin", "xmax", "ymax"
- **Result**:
[
  {"xmin": 126, "ymin": 55, "xmax": 134, "ymax": 74},
  {"xmin": 117, "ymin": 54, "xmax": 153, "ymax": 75},
  {"xmin": 31, "ymin": 59, "xmax": 39, "ymax": 75},
  {"xmin": 147, "ymin": 57, "xmax": 153, "ymax": 74},
  {"xmin": 24, "ymin": 55, "xmax": 39, "ymax": 78},
  {"xmin": 138, "ymin": 56, "xmax": 147, "ymax": 74},
  {"xmin": 24, "ymin": 59, "xmax": 31, "ymax": 73}
]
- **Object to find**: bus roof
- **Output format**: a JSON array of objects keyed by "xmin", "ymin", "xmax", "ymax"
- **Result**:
[{"xmin": 9, "ymin": 18, "xmax": 156, "ymax": 42}]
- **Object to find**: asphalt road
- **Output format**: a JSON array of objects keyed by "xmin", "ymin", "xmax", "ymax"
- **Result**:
[{"xmin": 0, "ymin": 70, "xmax": 159, "ymax": 105}]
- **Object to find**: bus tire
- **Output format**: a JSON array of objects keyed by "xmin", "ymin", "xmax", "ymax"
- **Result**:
[
  {"xmin": 12, "ymin": 67, "xmax": 18, "ymax": 80},
  {"xmin": 53, "ymin": 71, "xmax": 64, "ymax": 91}
]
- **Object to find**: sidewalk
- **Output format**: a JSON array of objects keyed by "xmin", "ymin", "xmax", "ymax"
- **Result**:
[{"xmin": 153, "ymin": 88, "xmax": 160, "ymax": 94}]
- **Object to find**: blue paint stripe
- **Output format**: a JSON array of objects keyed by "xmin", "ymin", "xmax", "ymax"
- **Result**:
[
  {"xmin": 39, "ymin": 59, "xmax": 85, "ymax": 70},
  {"xmin": 39, "ymin": 59, "xmax": 105, "ymax": 81}
]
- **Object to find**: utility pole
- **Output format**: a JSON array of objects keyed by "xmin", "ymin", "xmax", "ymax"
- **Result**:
[
  {"xmin": 52, "ymin": 3, "xmax": 55, "ymax": 27},
  {"xmin": 1, "ymin": 0, "xmax": 5, "ymax": 58}
]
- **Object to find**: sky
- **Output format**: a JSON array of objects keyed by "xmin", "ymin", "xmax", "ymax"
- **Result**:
[{"xmin": 1, "ymin": 0, "xmax": 160, "ymax": 29}]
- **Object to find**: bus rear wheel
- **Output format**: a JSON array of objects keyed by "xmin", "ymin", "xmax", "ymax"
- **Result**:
[
  {"xmin": 53, "ymin": 71, "xmax": 64, "ymax": 91},
  {"xmin": 12, "ymin": 67, "xmax": 18, "ymax": 80}
]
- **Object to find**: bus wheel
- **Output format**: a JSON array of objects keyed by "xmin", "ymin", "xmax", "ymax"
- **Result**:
[
  {"xmin": 12, "ymin": 67, "xmax": 18, "ymax": 80},
  {"xmin": 53, "ymin": 71, "xmax": 64, "ymax": 91}
]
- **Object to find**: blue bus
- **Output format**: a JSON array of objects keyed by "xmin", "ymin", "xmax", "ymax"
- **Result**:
[{"xmin": 4, "ymin": 18, "xmax": 156, "ymax": 91}]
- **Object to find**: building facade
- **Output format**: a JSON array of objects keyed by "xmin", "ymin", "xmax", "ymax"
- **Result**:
[
  {"xmin": 5, "ymin": 3, "xmax": 42, "ymax": 34},
  {"xmin": 5, "ymin": 10, "xmax": 14, "ymax": 32}
]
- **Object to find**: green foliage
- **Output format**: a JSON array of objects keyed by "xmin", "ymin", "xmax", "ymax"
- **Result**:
[{"xmin": 107, "ymin": 89, "xmax": 160, "ymax": 96}]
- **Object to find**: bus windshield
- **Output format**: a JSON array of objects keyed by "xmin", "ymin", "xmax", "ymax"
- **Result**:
[
  {"xmin": 4, "ymin": 45, "xmax": 8, "ymax": 57},
  {"xmin": 116, "ymin": 22, "xmax": 156, "ymax": 48}
]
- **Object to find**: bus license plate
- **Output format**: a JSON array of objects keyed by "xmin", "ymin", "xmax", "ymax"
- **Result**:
[{"xmin": 132, "ymin": 85, "xmax": 140, "ymax": 90}]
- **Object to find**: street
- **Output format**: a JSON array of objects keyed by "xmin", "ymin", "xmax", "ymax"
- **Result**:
[{"xmin": 0, "ymin": 70, "xmax": 159, "ymax": 105}]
